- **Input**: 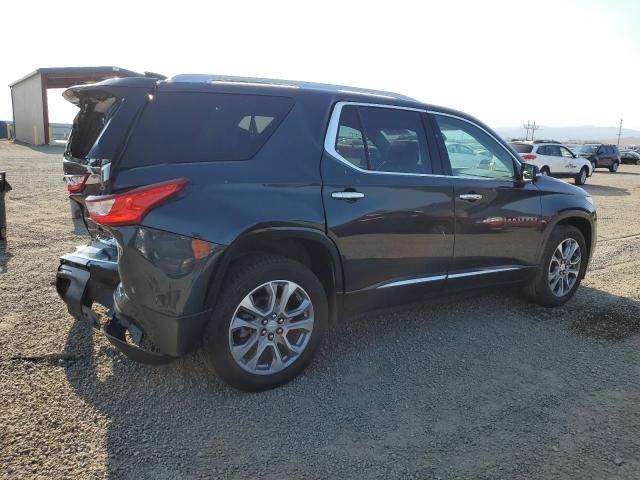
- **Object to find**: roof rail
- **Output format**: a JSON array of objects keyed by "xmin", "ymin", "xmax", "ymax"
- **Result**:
[{"xmin": 533, "ymin": 139, "xmax": 563, "ymax": 144}]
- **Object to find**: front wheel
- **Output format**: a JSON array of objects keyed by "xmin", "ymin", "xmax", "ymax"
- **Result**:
[
  {"xmin": 591, "ymin": 161, "xmax": 597, "ymax": 171},
  {"xmin": 205, "ymin": 255, "xmax": 327, "ymax": 391},
  {"xmin": 609, "ymin": 161, "xmax": 619, "ymax": 172},
  {"xmin": 574, "ymin": 167, "xmax": 588, "ymax": 185},
  {"xmin": 540, "ymin": 166, "xmax": 550, "ymax": 176},
  {"xmin": 523, "ymin": 225, "xmax": 587, "ymax": 307}
]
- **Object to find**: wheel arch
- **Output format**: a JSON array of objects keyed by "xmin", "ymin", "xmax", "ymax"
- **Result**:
[
  {"xmin": 538, "ymin": 210, "xmax": 595, "ymax": 271},
  {"xmin": 205, "ymin": 226, "xmax": 344, "ymax": 323}
]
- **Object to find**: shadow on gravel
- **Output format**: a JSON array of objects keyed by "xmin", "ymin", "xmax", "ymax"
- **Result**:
[
  {"xmin": 61, "ymin": 285, "xmax": 640, "ymax": 479},
  {"xmin": 581, "ymin": 184, "xmax": 629, "ymax": 197},
  {"xmin": 0, "ymin": 240, "xmax": 12, "ymax": 273}
]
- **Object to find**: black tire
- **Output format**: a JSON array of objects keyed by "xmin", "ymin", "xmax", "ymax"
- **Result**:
[
  {"xmin": 205, "ymin": 255, "xmax": 327, "ymax": 391},
  {"xmin": 574, "ymin": 167, "xmax": 588, "ymax": 185},
  {"xmin": 540, "ymin": 166, "xmax": 550, "ymax": 176},
  {"xmin": 523, "ymin": 225, "xmax": 587, "ymax": 307},
  {"xmin": 609, "ymin": 161, "xmax": 619, "ymax": 173},
  {"xmin": 591, "ymin": 161, "xmax": 597, "ymax": 171}
]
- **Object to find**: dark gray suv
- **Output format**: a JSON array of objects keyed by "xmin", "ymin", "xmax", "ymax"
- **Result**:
[
  {"xmin": 575, "ymin": 143, "xmax": 621, "ymax": 172},
  {"xmin": 57, "ymin": 75, "xmax": 597, "ymax": 391}
]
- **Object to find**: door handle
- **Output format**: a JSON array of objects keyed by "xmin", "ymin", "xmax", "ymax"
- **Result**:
[
  {"xmin": 459, "ymin": 193, "xmax": 483, "ymax": 201},
  {"xmin": 332, "ymin": 191, "xmax": 365, "ymax": 200}
]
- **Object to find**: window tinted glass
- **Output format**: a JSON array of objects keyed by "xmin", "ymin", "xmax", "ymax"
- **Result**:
[
  {"xmin": 335, "ymin": 106, "xmax": 368, "ymax": 169},
  {"xmin": 121, "ymin": 92, "xmax": 294, "ymax": 168},
  {"xmin": 434, "ymin": 115, "xmax": 515, "ymax": 179},
  {"xmin": 358, "ymin": 106, "xmax": 430, "ymax": 174},
  {"xmin": 509, "ymin": 143, "xmax": 533, "ymax": 154},
  {"xmin": 334, "ymin": 105, "xmax": 431, "ymax": 174},
  {"xmin": 537, "ymin": 145, "xmax": 548, "ymax": 155},
  {"xmin": 547, "ymin": 145, "xmax": 562, "ymax": 156}
]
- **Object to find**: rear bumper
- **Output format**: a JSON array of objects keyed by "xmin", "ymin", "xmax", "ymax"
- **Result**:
[{"xmin": 56, "ymin": 228, "xmax": 225, "ymax": 361}]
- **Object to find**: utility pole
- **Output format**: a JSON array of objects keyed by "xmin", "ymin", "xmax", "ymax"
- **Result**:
[
  {"xmin": 530, "ymin": 121, "xmax": 540, "ymax": 141},
  {"xmin": 617, "ymin": 119, "xmax": 623, "ymax": 147},
  {"xmin": 523, "ymin": 120, "xmax": 531, "ymax": 140}
]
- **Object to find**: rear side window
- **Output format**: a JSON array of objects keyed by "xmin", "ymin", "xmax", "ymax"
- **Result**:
[
  {"xmin": 121, "ymin": 92, "xmax": 294, "ymax": 168},
  {"xmin": 334, "ymin": 105, "xmax": 431, "ymax": 174},
  {"xmin": 510, "ymin": 143, "xmax": 533, "ymax": 154}
]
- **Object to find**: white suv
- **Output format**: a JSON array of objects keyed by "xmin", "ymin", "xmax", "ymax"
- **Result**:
[{"xmin": 508, "ymin": 140, "xmax": 593, "ymax": 185}]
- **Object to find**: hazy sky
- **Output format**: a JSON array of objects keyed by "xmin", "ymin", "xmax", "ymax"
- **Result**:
[{"xmin": 2, "ymin": 0, "xmax": 639, "ymax": 129}]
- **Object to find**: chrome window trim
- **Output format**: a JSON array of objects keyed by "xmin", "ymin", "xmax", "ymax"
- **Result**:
[
  {"xmin": 376, "ymin": 266, "xmax": 524, "ymax": 289},
  {"xmin": 324, "ymin": 101, "xmax": 520, "ymax": 181}
]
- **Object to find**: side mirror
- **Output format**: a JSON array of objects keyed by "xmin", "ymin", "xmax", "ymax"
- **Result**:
[{"xmin": 520, "ymin": 163, "xmax": 540, "ymax": 182}]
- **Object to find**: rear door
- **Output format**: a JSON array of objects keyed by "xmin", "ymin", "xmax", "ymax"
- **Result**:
[
  {"xmin": 431, "ymin": 113, "xmax": 544, "ymax": 289},
  {"xmin": 322, "ymin": 102, "xmax": 455, "ymax": 306},
  {"xmin": 545, "ymin": 145, "xmax": 565, "ymax": 173}
]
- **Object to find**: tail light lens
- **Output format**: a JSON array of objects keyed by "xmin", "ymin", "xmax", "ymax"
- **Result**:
[
  {"xmin": 85, "ymin": 178, "xmax": 189, "ymax": 226},
  {"xmin": 64, "ymin": 174, "xmax": 89, "ymax": 193},
  {"xmin": 521, "ymin": 154, "xmax": 537, "ymax": 161}
]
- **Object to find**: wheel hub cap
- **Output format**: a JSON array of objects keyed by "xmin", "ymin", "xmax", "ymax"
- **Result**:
[
  {"xmin": 228, "ymin": 280, "xmax": 314, "ymax": 375},
  {"xmin": 548, "ymin": 238, "xmax": 581, "ymax": 297}
]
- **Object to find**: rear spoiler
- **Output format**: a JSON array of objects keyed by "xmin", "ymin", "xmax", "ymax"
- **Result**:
[{"xmin": 63, "ymin": 77, "xmax": 160, "ymax": 106}]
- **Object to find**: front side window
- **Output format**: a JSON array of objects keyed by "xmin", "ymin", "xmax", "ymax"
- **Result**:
[
  {"xmin": 434, "ymin": 115, "xmax": 516, "ymax": 179},
  {"xmin": 334, "ymin": 105, "xmax": 431, "ymax": 174},
  {"xmin": 560, "ymin": 147, "xmax": 574, "ymax": 158}
]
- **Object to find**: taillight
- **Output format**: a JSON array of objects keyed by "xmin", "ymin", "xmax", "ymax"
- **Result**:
[
  {"xmin": 521, "ymin": 154, "xmax": 537, "ymax": 161},
  {"xmin": 85, "ymin": 178, "xmax": 189, "ymax": 226},
  {"xmin": 65, "ymin": 174, "xmax": 89, "ymax": 193}
]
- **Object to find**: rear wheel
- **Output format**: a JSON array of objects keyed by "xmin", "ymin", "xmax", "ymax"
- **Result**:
[
  {"xmin": 523, "ymin": 225, "xmax": 587, "ymax": 307},
  {"xmin": 609, "ymin": 161, "xmax": 619, "ymax": 172},
  {"xmin": 540, "ymin": 166, "xmax": 550, "ymax": 176},
  {"xmin": 574, "ymin": 167, "xmax": 588, "ymax": 185},
  {"xmin": 205, "ymin": 255, "xmax": 327, "ymax": 391}
]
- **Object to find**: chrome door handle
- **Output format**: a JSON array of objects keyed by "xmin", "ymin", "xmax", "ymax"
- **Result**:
[
  {"xmin": 459, "ymin": 193, "xmax": 482, "ymax": 201},
  {"xmin": 332, "ymin": 191, "xmax": 365, "ymax": 200}
]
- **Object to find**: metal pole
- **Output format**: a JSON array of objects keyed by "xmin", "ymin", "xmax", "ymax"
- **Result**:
[{"xmin": 617, "ymin": 119, "xmax": 623, "ymax": 147}]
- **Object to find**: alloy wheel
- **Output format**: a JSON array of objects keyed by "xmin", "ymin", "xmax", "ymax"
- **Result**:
[
  {"xmin": 580, "ymin": 170, "xmax": 587, "ymax": 184},
  {"xmin": 548, "ymin": 238, "xmax": 581, "ymax": 297},
  {"xmin": 228, "ymin": 280, "xmax": 314, "ymax": 375}
]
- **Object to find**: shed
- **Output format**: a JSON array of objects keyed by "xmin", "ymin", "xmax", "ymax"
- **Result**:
[{"xmin": 9, "ymin": 67, "xmax": 141, "ymax": 145}]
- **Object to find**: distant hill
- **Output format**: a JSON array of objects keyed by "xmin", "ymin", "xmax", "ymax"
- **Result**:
[{"xmin": 496, "ymin": 125, "xmax": 640, "ymax": 144}]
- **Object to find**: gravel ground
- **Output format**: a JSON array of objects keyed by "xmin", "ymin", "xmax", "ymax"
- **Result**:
[{"xmin": 1, "ymin": 140, "xmax": 639, "ymax": 479}]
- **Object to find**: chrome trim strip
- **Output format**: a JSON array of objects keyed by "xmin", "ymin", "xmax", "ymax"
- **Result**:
[
  {"xmin": 323, "ymin": 101, "xmax": 517, "ymax": 181},
  {"xmin": 377, "ymin": 275, "xmax": 447, "ymax": 289},
  {"xmin": 376, "ymin": 266, "xmax": 524, "ymax": 289},
  {"xmin": 447, "ymin": 266, "xmax": 522, "ymax": 279}
]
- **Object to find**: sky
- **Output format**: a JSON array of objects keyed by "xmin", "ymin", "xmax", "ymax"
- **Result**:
[{"xmin": 2, "ymin": 0, "xmax": 639, "ymax": 129}]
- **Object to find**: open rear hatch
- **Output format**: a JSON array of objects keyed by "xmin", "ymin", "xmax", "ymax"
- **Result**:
[{"xmin": 57, "ymin": 78, "xmax": 155, "ymax": 318}]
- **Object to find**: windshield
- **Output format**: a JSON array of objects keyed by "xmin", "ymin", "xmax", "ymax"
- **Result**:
[{"xmin": 575, "ymin": 144, "xmax": 598, "ymax": 154}]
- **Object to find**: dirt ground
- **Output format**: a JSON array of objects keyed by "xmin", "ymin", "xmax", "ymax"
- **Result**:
[{"xmin": 1, "ymin": 140, "xmax": 639, "ymax": 479}]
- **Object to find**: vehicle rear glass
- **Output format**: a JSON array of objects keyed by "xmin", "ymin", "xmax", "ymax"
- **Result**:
[
  {"xmin": 509, "ymin": 143, "xmax": 533, "ymax": 154},
  {"xmin": 120, "ymin": 92, "xmax": 294, "ymax": 168},
  {"xmin": 66, "ymin": 96, "xmax": 120, "ymax": 159}
]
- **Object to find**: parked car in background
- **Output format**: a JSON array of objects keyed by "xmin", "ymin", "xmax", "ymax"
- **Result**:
[
  {"xmin": 574, "ymin": 144, "xmax": 620, "ymax": 172},
  {"xmin": 508, "ymin": 140, "xmax": 593, "ymax": 185},
  {"xmin": 56, "ymin": 75, "xmax": 597, "ymax": 391},
  {"xmin": 620, "ymin": 149, "xmax": 640, "ymax": 165}
]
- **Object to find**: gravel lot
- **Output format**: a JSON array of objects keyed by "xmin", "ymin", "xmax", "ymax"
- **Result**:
[{"xmin": 1, "ymin": 140, "xmax": 639, "ymax": 479}]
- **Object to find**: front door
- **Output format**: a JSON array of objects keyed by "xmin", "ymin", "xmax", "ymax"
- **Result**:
[
  {"xmin": 431, "ymin": 113, "xmax": 544, "ymax": 289},
  {"xmin": 322, "ymin": 103, "xmax": 455, "ymax": 307}
]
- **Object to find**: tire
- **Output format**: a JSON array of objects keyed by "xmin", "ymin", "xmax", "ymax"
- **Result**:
[
  {"xmin": 636, "ymin": 159, "xmax": 640, "ymax": 166},
  {"xmin": 609, "ymin": 161, "xmax": 619, "ymax": 172},
  {"xmin": 574, "ymin": 167, "xmax": 588, "ymax": 185},
  {"xmin": 591, "ymin": 161, "xmax": 597, "ymax": 171},
  {"xmin": 205, "ymin": 255, "xmax": 328, "ymax": 391},
  {"xmin": 540, "ymin": 166, "xmax": 550, "ymax": 176},
  {"xmin": 523, "ymin": 225, "xmax": 587, "ymax": 307}
]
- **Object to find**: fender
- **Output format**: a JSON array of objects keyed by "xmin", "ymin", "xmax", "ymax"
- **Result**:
[
  {"xmin": 204, "ymin": 225, "xmax": 345, "ymax": 321},
  {"xmin": 536, "ymin": 208, "xmax": 596, "ymax": 268}
]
